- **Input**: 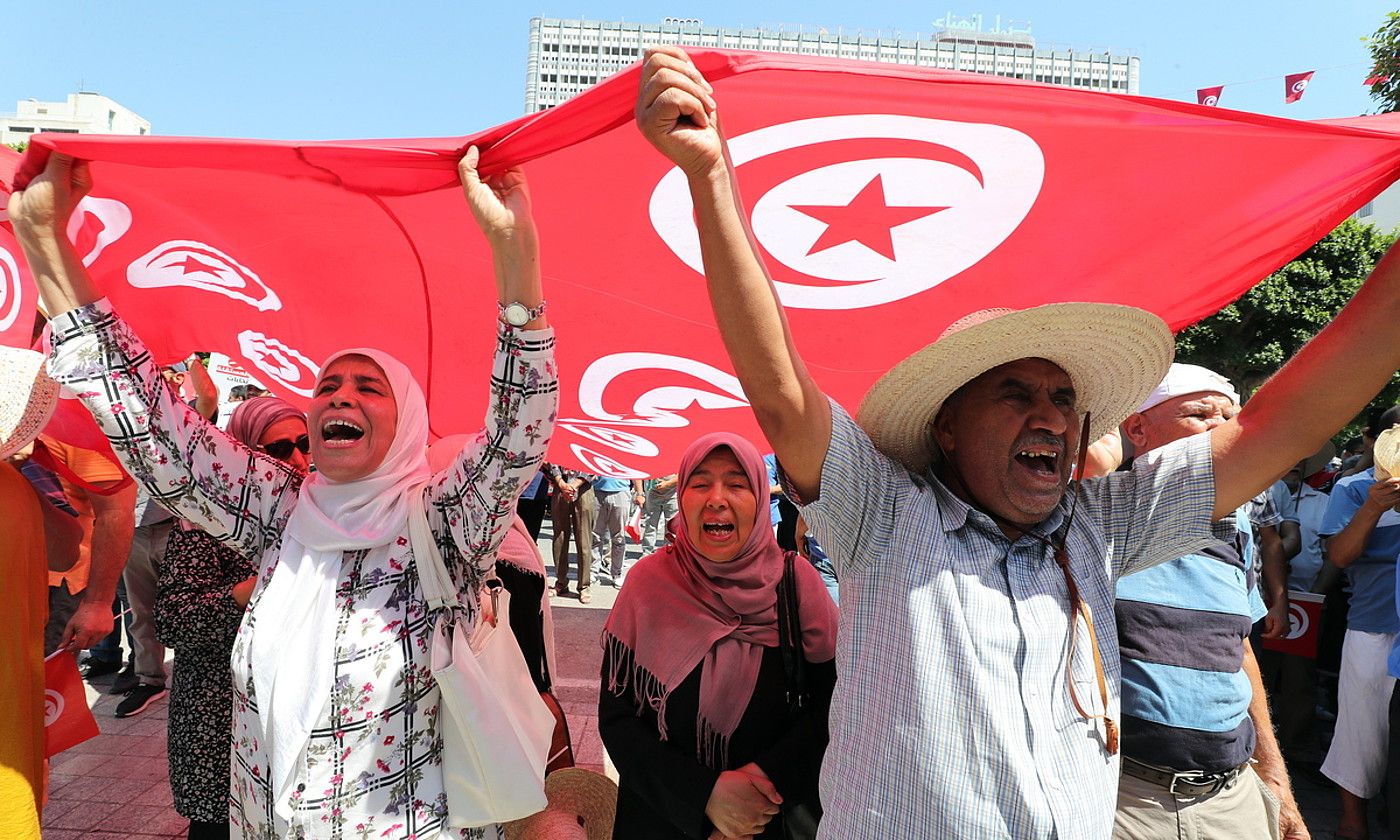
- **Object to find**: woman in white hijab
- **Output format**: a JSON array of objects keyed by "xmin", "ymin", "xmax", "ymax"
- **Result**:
[{"xmin": 13, "ymin": 149, "xmax": 557, "ymax": 840}]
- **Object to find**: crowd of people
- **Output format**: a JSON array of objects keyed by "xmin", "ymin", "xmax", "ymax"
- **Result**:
[{"xmin": 5, "ymin": 45, "xmax": 1400, "ymax": 840}]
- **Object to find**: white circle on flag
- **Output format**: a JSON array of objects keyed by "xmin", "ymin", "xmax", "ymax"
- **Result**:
[
  {"xmin": 1292, "ymin": 79, "xmax": 1309, "ymax": 94},
  {"xmin": 0, "ymin": 246, "xmax": 23, "ymax": 332},
  {"xmin": 44, "ymin": 689, "xmax": 65, "ymax": 726},
  {"xmin": 649, "ymin": 113, "xmax": 1044, "ymax": 310},
  {"xmin": 1203, "ymin": 95, "xmax": 1219, "ymax": 106},
  {"xmin": 237, "ymin": 330, "xmax": 320, "ymax": 397},
  {"xmin": 66, "ymin": 196, "xmax": 133, "ymax": 268},
  {"xmin": 1285, "ymin": 602, "xmax": 1310, "ymax": 640}
]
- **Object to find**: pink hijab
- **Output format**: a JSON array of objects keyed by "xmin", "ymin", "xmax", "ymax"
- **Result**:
[{"xmin": 602, "ymin": 433, "xmax": 837, "ymax": 768}]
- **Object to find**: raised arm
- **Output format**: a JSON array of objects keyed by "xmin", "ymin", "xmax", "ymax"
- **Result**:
[
  {"xmin": 635, "ymin": 47, "xmax": 831, "ymax": 502},
  {"xmin": 12, "ymin": 154, "xmax": 301, "ymax": 558},
  {"xmin": 425, "ymin": 149, "xmax": 557, "ymax": 585},
  {"xmin": 1211, "ymin": 242, "xmax": 1400, "ymax": 518}
]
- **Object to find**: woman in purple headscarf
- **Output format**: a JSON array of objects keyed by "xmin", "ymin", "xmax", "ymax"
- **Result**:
[
  {"xmin": 154, "ymin": 395, "xmax": 308, "ymax": 840},
  {"xmin": 599, "ymin": 433, "xmax": 839, "ymax": 840}
]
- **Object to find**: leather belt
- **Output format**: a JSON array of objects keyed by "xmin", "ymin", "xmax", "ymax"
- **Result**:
[{"xmin": 1121, "ymin": 756, "xmax": 1248, "ymax": 798}]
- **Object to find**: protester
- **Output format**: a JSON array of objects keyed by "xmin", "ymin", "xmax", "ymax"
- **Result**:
[
  {"xmin": 638, "ymin": 473, "xmax": 679, "ymax": 555},
  {"xmin": 634, "ymin": 45, "xmax": 1400, "ymax": 838},
  {"xmin": 1317, "ymin": 406, "xmax": 1400, "ymax": 840},
  {"xmin": 549, "ymin": 465, "xmax": 597, "ymax": 602},
  {"xmin": 154, "ymin": 395, "xmax": 309, "ymax": 840},
  {"xmin": 591, "ymin": 474, "xmax": 643, "ymax": 586},
  {"xmin": 12, "ymin": 148, "xmax": 556, "ymax": 839},
  {"xmin": 36, "ymin": 430, "xmax": 135, "ymax": 663},
  {"xmin": 0, "ymin": 347, "xmax": 76, "ymax": 840},
  {"xmin": 599, "ymin": 433, "xmax": 838, "ymax": 839},
  {"xmin": 794, "ymin": 514, "xmax": 838, "ymax": 604},
  {"xmin": 1109, "ymin": 364, "xmax": 1305, "ymax": 838},
  {"xmin": 1259, "ymin": 444, "xmax": 1334, "ymax": 766}
]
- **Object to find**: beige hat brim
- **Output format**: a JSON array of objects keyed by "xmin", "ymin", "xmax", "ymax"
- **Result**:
[
  {"xmin": 503, "ymin": 769, "xmax": 618, "ymax": 840},
  {"xmin": 856, "ymin": 303, "xmax": 1174, "ymax": 474},
  {"xmin": 0, "ymin": 348, "xmax": 59, "ymax": 461}
]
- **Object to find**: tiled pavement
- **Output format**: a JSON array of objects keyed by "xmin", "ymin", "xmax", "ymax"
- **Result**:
[{"xmin": 41, "ymin": 520, "xmax": 1389, "ymax": 838}]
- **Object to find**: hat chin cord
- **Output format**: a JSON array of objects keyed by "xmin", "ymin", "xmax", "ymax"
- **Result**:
[{"xmin": 929, "ymin": 411, "xmax": 1119, "ymax": 756}]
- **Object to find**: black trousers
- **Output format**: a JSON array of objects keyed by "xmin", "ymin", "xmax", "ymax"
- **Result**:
[{"xmin": 1389, "ymin": 683, "xmax": 1400, "ymax": 836}]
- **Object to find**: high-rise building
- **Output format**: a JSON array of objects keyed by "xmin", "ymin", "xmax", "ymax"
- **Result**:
[
  {"xmin": 525, "ymin": 14, "xmax": 1139, "ymax": 113},
  {"xmin": 1, "ymin": 92, "xmax": 151, "ymax": 146}
]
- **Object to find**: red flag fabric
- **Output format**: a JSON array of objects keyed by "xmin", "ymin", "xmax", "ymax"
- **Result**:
[
  {"xmin": 1367, "ymin": 73, "xmax": 1393, "ymax": 86},
  {"xmin": 9, "ymin": 50, "xmax": 1400, "ymax": 476},
  {"xmin": 43, "ymin": 650, "xmax": 100, "ymax": 757},
  {"xmin": 1260, "ymin": 592, "xmax": 1326, "ymax": 658},
  {"xmin": 1285, "ymin": 70, "xmax": 1316, "ymax": 103},
  {"xmin": 1196, "ymin": 86, "xmax": 1224, "ymax": 106}
]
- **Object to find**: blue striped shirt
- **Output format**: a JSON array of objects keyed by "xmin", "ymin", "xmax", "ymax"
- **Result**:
[{"xmin": 1115, "ymin": 506, "xmax": 1267, "ymax": 772}]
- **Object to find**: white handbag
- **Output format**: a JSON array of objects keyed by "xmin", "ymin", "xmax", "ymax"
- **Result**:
[{"xmin": 408, "ymin": 492, "xmax": 552, "ymax": 828}]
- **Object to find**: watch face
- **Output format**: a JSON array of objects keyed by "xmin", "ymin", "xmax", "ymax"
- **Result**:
[{"xmin": 504, "ymin": 303, "xmax": 530, "ymax": 327}]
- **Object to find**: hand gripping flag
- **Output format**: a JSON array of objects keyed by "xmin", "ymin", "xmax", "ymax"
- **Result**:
[
  {"xmin": 1196, "ymin": 86, "xmax": 1224, "ymax": 106},
  {"xmin": 1286, "ymin": 70, "xmax": 1316, "ymax": 103},
  {"xmin": 10, "ymin": 50, "xmax": 1400, "ymax": 476},
  {"xmin": 1260, "ymin": 592, "xmax": 1326, "ymax": 658},
  {"xmin": 44, "ymin": 650, "xmax": 100, "ymax": 757}
]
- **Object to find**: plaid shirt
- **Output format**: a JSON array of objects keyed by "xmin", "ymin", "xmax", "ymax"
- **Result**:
[{"xmin": 785, "ymin": 402, "xmax": 1230, "ymax": 839}]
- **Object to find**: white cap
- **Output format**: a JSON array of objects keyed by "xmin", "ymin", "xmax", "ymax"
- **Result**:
[{"xmin": 1136, "ymin": 363, "xmax": 1239, "ymax": 414}]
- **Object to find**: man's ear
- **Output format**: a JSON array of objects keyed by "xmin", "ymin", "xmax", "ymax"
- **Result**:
[
  {"xmin": 1122, "ymin": 412, "xmax": 1148, "ymax": 450},
  {"xmin": 931, "ymin": 405, "xmax": 956, "ymax": 457}
]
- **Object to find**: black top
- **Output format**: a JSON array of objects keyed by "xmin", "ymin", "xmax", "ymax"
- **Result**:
[{"xmin": 599, "ymin": 643, "xmax": 835, "ymax": 839}]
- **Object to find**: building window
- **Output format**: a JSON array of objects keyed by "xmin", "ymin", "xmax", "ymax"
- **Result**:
[{"xmin": 8, "ymin": 126, "xmax": 34, "ymax": 133}]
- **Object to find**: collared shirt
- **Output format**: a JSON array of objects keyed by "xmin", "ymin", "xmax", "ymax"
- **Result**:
[
  {"xmin": 1320, "ymin": 469, "xmax": 1400, "ymax": 634},
  {"xmin": 1275, "ymin": 480, "xmax": 1330, "ymax": 591},
  {"xmin": 783, "ymin": 402, "xmax": 1225, "ymax": 840}
]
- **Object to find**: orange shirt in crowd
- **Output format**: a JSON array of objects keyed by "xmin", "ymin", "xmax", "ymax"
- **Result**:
[
  {"xmin": 0, "ymin": 462, "xmax": 49, "ymax": 840},
  {"xmin": 39, "ymin": 435, "xmax": 126, "ymax": 594}
]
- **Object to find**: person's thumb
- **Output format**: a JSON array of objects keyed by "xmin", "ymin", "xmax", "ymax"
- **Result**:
[{"xmin": 747, "ymin": 773, "xmax": 782, "ymax": 805}]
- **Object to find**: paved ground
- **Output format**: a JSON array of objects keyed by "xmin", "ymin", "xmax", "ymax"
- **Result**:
[{"xmin": 41, "ymin": 518, "xmax": 1389, "ymax": 838}]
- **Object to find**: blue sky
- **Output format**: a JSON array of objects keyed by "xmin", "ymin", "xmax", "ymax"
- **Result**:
[{"xmin": 5, "ymin": 1, "xmax": 1392, "ymax": 140}]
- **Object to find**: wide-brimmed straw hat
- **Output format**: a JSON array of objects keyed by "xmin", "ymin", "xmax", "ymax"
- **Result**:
[
  {"xmin": 857, "ymin": 304, "xmax": 1174, "ymax": 474},
  {"xmin": 503, "ymin": 769, "xmax": 617, "ymax": 840},
  {"xmin": 0, "ymin": 347, "xmax": 59, "ymax": 460}
]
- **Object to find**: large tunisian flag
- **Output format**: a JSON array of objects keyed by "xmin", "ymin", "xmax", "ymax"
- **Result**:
[{"xmin": 8, "ymin": 50, "xmax": 1400, "ymax": 476}]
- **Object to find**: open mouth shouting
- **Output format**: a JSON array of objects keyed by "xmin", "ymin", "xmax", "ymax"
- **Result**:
[{"xmin": 321, "ymin": 418, "xmax": 365, "ymax": 449}]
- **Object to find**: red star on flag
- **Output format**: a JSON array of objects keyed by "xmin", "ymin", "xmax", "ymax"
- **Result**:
[
  {"xmin": 790, "ymin": 175, "xmax": 949, "ymax": 260},
  {"xmin": 163, "ymin": 254, "xmax": 225, "ymax": 277}
]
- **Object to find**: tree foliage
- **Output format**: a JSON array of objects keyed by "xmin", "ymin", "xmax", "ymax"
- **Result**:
[
  {"xmin": 4, "ymin": 141, "xmax": 24, "ymax": 153},
  {"xmin": 1367, "ymin": 11, "xmax": 1400, "ymax": 114},
  {"xmin": 1176, "ymin": 219, "xmax": 1397, "ymax": 442}
]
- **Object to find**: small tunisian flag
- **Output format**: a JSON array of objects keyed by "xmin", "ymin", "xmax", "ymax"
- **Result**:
[
  {"xmin": 1260, "ymin": 592, "xmax": 1326, "ymax": 658},
  {"xmin": 1367, "ymin": 73, "xmax": 1393, "ymax": 86},
  {"xmin": 1197, "ymin": 86, "xmax": 1224, "ymax": 106},
  {"xmin": 1285, "ymin": 71, "xmax": 1316, "ymax": 103},
  {"xmin": 44, "ymin": 650, "xmax": 100, "ymax": 757}
]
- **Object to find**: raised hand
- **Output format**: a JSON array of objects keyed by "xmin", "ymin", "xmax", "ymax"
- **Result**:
[
  {"xmin": 635, "ymin": 46, "xmax": 723, "ymax": 178},
  {"xmin": 8, "ymin": 152, "xmax": 92, "ymax": 244},
  {"xmin": 458, "ymin": 144, "xmax": 537, "ymax": 250}
]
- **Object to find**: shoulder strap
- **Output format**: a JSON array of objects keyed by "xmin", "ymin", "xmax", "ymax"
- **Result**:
[
  {"xmin": 407, "ymin": 486, "xmax": 457, "ymax": 613},
  {"xmin": 776, "ymin": 552, "xmax": 809, "ymax": 711}
]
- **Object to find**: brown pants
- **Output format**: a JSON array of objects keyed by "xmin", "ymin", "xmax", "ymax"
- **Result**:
[
  {"xmin": 550, "ymin": 487, "xmax": 595, "ymax": 592},
  {"xmin": 1113, "ymin": 764, "xmax": 1279, "ymax": 840}
]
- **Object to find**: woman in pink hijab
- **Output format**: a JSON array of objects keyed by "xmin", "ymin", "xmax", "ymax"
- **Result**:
[{"xmin": 599, "ymin": 434, "xmax": 838, "ymax": 840}]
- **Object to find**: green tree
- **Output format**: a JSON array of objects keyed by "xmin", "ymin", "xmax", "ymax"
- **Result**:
[
  {"xmin": 1366, "ymin": 11, "xmax": 1400, "ymax": 113},
  {"xmin": 1176, "ymin": 218, "xmax": 1398, "ymax": 442},
  {"xmin": 4, "ymin": 141, "xmax": 24, "ymax": 153}
]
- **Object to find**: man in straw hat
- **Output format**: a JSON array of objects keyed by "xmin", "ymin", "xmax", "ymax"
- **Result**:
[
  {"xmin": 0, "ymin": 346, "xmax": 79, "ymax": 838},
  {"xmin": 634, "ymin": 45, "xmax": 1400, "ymax": 838},
  {"xmin": 1110, "ymin": 364, "xmax": 1305, "ymax": 839}
]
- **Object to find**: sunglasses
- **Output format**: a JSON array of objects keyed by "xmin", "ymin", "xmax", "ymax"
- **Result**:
[{"xmin": 259, "ymin": 434, "xmax": 310, "ymax": 461}]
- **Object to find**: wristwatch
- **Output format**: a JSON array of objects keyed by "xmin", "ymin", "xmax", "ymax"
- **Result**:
[{"xmin": 499, "ymin": 300, "xmax": 547, "ymax": 327}]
